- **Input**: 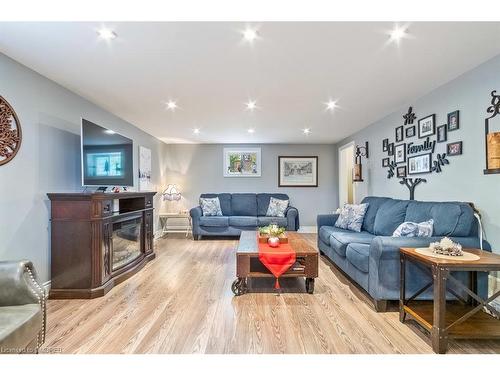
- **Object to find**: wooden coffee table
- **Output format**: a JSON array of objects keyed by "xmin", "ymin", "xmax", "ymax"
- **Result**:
[
  {"xmin": 232, "ymin": 231, "xmax": 319, "ymax": 296},
  {"xmin": 400, "ymin": 247, "xmax": 500, "ymax": 354}
]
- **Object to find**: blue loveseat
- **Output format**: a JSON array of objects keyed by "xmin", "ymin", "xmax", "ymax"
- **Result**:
[
  {"xmin": 317, "ymin": 196, "xmax": 491, "ymax": 311},
  {"xmin": 190, "ymin": 193, "xmax": 299, "ymax": 239}
]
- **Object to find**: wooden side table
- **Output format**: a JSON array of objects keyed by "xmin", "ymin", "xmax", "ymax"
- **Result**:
[
  {"xmin": 399, "ymin": 247, "xmax": 500, "ymax": 353},
  {"xmin": 159, "ymin": 212, "xmax": 192, "ymax": 238}
]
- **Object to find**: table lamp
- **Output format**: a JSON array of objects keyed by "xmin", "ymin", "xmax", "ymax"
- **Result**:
[{"xmin": 162, "ymin": 184, "xmax": 181, "ymax": 201}]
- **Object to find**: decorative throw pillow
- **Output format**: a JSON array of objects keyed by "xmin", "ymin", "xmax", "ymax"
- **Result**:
[
  {"xmin": 393, "ymin": 219, "xmax": 434, "ymax": 237},
  {"xmin": 266, "ymin": 197, "xmax": 289, "ymax": 217},
  {"xmin": 199, "ymin": 197, "xmax": 223, "ymax": 216},
  {"xmin": 334, "ymin": 203, "xmax": 369, "ymax": 232}
]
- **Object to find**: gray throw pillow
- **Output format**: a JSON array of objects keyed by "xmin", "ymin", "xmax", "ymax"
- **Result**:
[
  {"xmin": 334, "ymin": 203, "xmax": 369, "ymax": 232},
  {"xmin": 266, "ymin": 197, "xmax": 289, "ymax": 217},
  {"xmin": 393, "ymin": 219, "xmax": 434, "ymax": 237},
  {"xmin": 199, "ymin": 197, "xmax": 223, "ymax": 216}
]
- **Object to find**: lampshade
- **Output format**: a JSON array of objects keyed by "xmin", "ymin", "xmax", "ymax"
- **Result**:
[{"xmin": 162, "ymin": 184, "xmax": 181, "ymax": 201}]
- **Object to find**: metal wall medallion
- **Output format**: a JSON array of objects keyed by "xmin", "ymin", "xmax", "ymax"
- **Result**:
[{"xmin": 0, "ymin": 95, "xmax": 22, "ymax": 166}]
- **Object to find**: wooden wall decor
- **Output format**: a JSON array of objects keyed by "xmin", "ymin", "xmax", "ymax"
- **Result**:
[
  {"xmin": 484, "ymin": 90, "xmax": 500, "ymax": 174},
  {"xmin": 0, "ymin": 95, "xmax": 22, "ymax": 166},
  {"xmin": 383, "ymin": 105, "xmax": 460, "ymax": 200}
]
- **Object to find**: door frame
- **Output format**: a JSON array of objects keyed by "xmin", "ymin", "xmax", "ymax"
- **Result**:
[{"xmin": 338, "ymin": 141, "xmax": 356, "ymax": 207}]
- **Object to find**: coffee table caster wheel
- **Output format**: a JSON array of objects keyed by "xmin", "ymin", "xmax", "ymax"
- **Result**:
[
  {"xmin": 305, "ymin": 278, "xmax": 315, "ymax": 294},
  {"xmin": 231, "ymin": 278, "xmax": 247, "ymax": 296}
]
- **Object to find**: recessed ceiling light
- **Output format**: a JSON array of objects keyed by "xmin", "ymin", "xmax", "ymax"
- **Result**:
[
  {"xmin": 97, "ymin": 28, "xmax": 117, "ymax": 40},
  {"xmin": 247, "ymin": 128, "xmax": 255, "ymax": 134},
  {"xmin": 389, "ymin": 24, "xmax": 408, "ymax": 44},
  {"xmin": 303, "ymin": 128, "xmax": 311, "ymax": 135},
  {"xmin": 245, "ymin": 100, "xmax": 257, "ymax": 111},
  {"xmin": 166, "ymin": 100, "xmax": 178, "ymax": 111},
  {"xmin": 242, "ymin": 28, "xmax": 258, "ymax": 42},
  {"xmin": 325, "ymin": 100, "xmax": 338, "ymax": 111},
  {"xmin": 193, "ymin": 128, "xmax": 200, "ymax": 135},
  {"xmin": 104, "ymin": 129, "xmax": 116, "ymax": 135}
]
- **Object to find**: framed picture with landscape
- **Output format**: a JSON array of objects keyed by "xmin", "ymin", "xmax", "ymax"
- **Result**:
[
  {"xmin": 278, "ymin": 156, "xmax": 318, "ymax": 187},
  {"xmin": 223, "ymin": 148, "xmax": 261, "ymax": 177}
]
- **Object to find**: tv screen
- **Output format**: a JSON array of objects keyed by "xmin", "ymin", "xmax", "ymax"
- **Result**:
[{"xmin": 81, "ymin": 119, "xmax": 134, "ymax": 187}]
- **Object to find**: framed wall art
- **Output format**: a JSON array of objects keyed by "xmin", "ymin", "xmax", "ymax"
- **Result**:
[
  {"xmin": 382, "ymin": 138, "xmax": 389, "ymax": 152},
  {"xmin": 394, "ymin": 143, "xmax": 406, "ymax": 164},
  {"xmin": 278, "ymin": 156, "xmax": 318, "ymax": 187},
  {"xmin": 396, "ymin": 166, "xmax": 407, "ymax": 178},
  {"xmin": 418, "ymin": 114, "xmax": 435, "ymax": 138},
  {"xmin": 408, "ymin": 153, "xmax": 432, "ymax": 174},
  {"xmin": 395, "ymin": 125, "xmax": 404, "ymax": 143},
  {"xmin": 382, "ymin": 157, "xmax": 390, "ymax": 167},
  {"xmin": 405, "ymin": 126, "xmax": 415, "ymax": 138},
  {"xmin": 138, "ymin": 146, "xmax": 152, "ymax": 191},
  {"xmin": 447, "ymin": 110, "xmax": 459, "ymax": 132},
  {"xmin": 437, "ymin": 124, "xmax": 447, "ymax": 143},
  {"xmin": 223, "ymin": 148, "xmax": 261, "ymax": 177},
  {"xmin": 447, "ymin": 141, "xmax": 463, "ymax": 156}
]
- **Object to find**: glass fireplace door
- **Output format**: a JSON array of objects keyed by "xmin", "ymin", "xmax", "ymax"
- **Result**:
[{"xmin": 111, "ymin": 215, "xmax": 143, "ymax": 271}]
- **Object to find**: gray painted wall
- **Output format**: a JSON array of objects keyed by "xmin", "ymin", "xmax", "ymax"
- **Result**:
[
  {"xmin": 0, "ymin": 53, "xmax": 168, "ymax": 283},
  {"xmin": 162, "ymin": 144, "xmax": 338, "ymax": 227},
  {"xmin": 337, "ymin": 54, "xmax": 500, "ymax": 254}
]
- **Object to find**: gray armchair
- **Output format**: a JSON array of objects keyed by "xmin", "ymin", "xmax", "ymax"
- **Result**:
[{"xmin": 0, "ymin": 260, "xmax": 46, "ymax": 354}]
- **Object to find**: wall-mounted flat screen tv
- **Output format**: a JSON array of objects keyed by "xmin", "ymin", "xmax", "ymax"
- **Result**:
[{"xmin": 81, "ymin": 119, "xmax": 134, "ymax": 187}]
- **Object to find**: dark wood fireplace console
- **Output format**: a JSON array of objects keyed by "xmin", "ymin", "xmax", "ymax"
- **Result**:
[{"xmin": 47, "ymin": 191, "xmax": 156, "ymax": 299}]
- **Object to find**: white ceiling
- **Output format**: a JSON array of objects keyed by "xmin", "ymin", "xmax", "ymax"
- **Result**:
[{"xmin": 1, "ymin": 22, "xmax": 500, "ymax": 144}]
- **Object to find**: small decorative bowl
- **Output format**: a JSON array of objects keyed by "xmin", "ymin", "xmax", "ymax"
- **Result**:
[{"xmin": 268, "ymin": 237, "xmax": 280, "ymax": 247}]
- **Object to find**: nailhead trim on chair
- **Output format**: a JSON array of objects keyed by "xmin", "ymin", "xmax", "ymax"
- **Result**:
[{"xmin": 25, "ymin": 266, "xmax": 46, "ymax": 350}]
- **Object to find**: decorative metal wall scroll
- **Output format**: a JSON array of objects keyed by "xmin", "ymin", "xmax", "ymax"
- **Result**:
[
  {"xmin": 382, "ymin": 105, "xmax": 462, "ymax": 200},
  {"xmin": 484, "ymin": 90, "xmax": 500, "ymax": 174},
  {"xmin": 0, "ymin": 95, "xmax": 22, "ymax": 166}
]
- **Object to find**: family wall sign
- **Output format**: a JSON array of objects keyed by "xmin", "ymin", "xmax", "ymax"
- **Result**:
[{"xmin": 381, "ymin": 106, "xmax": 462, "ymax": 200}]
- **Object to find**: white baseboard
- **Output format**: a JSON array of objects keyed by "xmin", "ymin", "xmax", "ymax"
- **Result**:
[{"xmin": 298, "ymin": 226, "xmax": 317, "ymax": 234}]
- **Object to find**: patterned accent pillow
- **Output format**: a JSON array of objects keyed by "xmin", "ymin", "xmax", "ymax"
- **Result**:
[
  {"xmin": 334, "ymin": 203, "xmax": 369, "ymax": 232},
  {"xmin": 266, "ymin": 197, "xmax": 289, "ymax": 217},
  {"xmin": 393, "ymin": 219, "xmax": 434, "ymax": 237},
  {"xmin": 199, "ymin": 197, "xmax": 223, "ymax": 216}
]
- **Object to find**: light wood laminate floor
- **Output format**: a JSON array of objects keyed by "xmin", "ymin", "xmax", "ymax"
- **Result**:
[{"xmin": 42, "ymin": 234, "xmax": 500, "ymax": 354}]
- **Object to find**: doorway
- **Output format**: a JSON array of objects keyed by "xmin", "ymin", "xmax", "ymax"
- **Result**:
[{"xmin": 338, "ymin": 142, "xmax": 355, "ymax": 207}]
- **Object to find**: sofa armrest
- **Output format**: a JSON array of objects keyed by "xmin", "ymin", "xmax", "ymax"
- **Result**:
[
  {"xmin": 285, "ymin": 206, "xmax": 299, "ymax": 231},
  {"xmin": 0, "ymin": 260, "xmax": 46, "ymax": 307},
  {"xmin": 317, "ymin": 213, "xmax": 339, "ymax": 229},
  {"xmin": 190, "ymin": 206, "xmax": 203, "ymax": 236}
]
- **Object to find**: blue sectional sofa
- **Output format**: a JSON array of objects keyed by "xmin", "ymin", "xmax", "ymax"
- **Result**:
[
  {"xmin": 190, "ymin": 193, "xmax": 299, "ymax": 239},
  {"xmin": 317, "ymin": 196, "xmax": 491, "ymax": 311}
]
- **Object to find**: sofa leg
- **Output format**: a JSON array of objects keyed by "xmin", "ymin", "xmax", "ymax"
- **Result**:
[
  {"xmin": 374, "ymin": 299, "xmax": 388, "ymax": 312},
  {"xmin": 193, "ymin": 235, "xmax": 200, "ymax": 241}
]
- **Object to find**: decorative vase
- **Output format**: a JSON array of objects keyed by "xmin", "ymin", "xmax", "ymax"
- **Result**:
[{"xmin": 268, "ymin": 237, "xmax": 280, "ymax": 248}]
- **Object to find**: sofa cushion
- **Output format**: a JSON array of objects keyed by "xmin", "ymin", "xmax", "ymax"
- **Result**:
[
  {"xmin": 361, "ymin": 196, "xmax": 392, "ymax": 233},
  {"xmin": 346, "ymin": 243, "xmax": 370, "ymax": 273},
  {"xmin": 266, "ymin": 197, "xmax": 289, "ymax": 217},
  {"xmin": 329, "ymin": 228, "xmax": 375, "ymax": 257},
  {"xmin": 200, "ymin": 193, "xmax": 232, "ymax": 216},
  {"xmin": 334, "ymin": 203, "xmax": 369, "ymax": 232},
  {"xmin": 393, "ymin": 219, "xmax": 434, "ymax": 237},
  {"xmin": 199, "ymin": 197, "xmax": 222, "ymax": 216},
  {"xmin": 331, "ymin": 230, "xmax": 376, "ymax": 246},
  {"xmin": 257, "ymin": 193, "xmax": 290, "ymax": 216},
  {"xmin": 231, "ymin": 193, "xmax": 257, "ymax": 216},
  {"xmin": 373, "ymin": 199, "xmax": 410, "ymax": 236},
  {"xmin": 257, "ymin": 216, "xmax": 288, "ymax": 227},
  {"xmin": 0, "ymin": 304, "xmax": 42, "ymax": 350},
  {"xmin": 404, "ymin": 201, "xmax": 474, "ymax": 237},
  {"xmin": 229, "ymin": 216, "xmax": 258, "ymax": 227},
  {"xmin": 199, "ymin": 216, "xmax": 229, "ymax": 227}
]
